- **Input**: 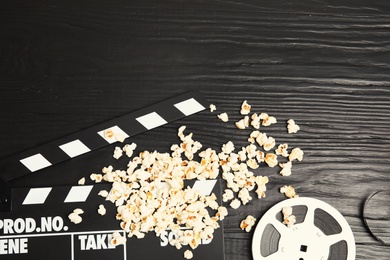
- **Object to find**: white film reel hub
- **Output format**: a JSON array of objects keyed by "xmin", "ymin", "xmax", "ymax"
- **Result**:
[{"xmin": 252, "ymin": 197, "xmax": 356, "ymax": 260}]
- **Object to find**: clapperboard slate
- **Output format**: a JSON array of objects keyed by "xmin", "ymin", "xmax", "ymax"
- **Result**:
[{"xmin": 0, "ymin": 92, "xmax": 225, "ymax": 260}]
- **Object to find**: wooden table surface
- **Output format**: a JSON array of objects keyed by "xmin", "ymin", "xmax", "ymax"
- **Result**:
[{"xmin": 1, "ymin": 0, "xmax": 390, "ymax": 259}]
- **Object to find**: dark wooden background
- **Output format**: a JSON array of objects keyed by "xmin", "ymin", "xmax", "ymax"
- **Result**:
[{"xmin": 1, "ymin": 0, "xmax": 390, "ymax": 259}]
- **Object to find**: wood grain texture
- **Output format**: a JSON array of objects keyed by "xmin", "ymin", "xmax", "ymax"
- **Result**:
[{"xmin": 1, "ymin": 1, "xmax": 390, "ymax": 259}]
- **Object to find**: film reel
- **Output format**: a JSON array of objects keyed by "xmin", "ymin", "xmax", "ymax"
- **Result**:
[
  {"xmin": 363, "ymin": 190, "xmax": 390, "ymax": 245},
  {"xmin": 252, "ymin": 197, "xmax": 355, "ymax": 260}
]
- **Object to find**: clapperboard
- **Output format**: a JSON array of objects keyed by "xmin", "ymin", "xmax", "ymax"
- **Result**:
[{"xmin": 0, "ymin": 92, "xmax": 225, "ymax": 260}]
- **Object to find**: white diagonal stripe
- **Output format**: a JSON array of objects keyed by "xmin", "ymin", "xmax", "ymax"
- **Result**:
[
  {"xmin": 174, "ymin": 98, "xmax": 205, "ymax": 116},
  {"xmin": 191, "ymin": 179, "xmax": 217, "ymax": 196},
  {"xmin": 20, "ymin": 153, "xmax": 52, "ymax": 172},
  {"xmin": 136, "ymin": 112, "xmax": 168, "ymax": 130},
  {"xmin": 22, "ymin": 187, "xmax": 52, "ymax": 205},
  {"xmin": 64, "ymin": 185, "xmax": 94, "ymax": 203},
  {"xmin": 59, "ymin": 139, "xmax": 91, "ymax": 158}
]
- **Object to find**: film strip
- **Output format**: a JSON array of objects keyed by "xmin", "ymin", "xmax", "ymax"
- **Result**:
[
  {"xmin": 0, "ymin": 91, "xmax": 226, "ymax": 260},
  {"xmin": 252, "ymin": 197, "xmax": 356, "ymax": 260}
]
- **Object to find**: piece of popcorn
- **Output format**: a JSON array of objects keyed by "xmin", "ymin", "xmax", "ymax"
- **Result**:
[
  {"xmin": 184, "ymin": 250, "xmax": 194, "ymax": 259},
  {"xmin": 279, "ymin": 161, "xmax": 292, "ymax": 177},
  {"xmin": 217, "ymin": 112, "xmax": 229, "ymax": 122},
  {"xmin": 250, "ymin": 113, "xmax": 261, "ymax": 129},
  {"xmin": 111, "ymin": 231, "xmax": 127, "ymax": 246},
  {"xmin": 104, "ymin": 129, "xmax": 115, "ymax": 139},
  {"xmin": 255, "ymin": 132, "xmax": 268, "ymax": 146},
  {"xmin": 238, "ymin": 148, "xmax": 247, "ymax": 161},
  {"xmin": 264, "ymin": 153, "xmax": 278, "ymax": 167},
  {"xmin": 260, "ymin": 113, "xmax": 277, "ymax": 126},
  {"xmin": 275, "ymin": 143, "xmax": 289, "ymax": 157},
  {"xmin": 282, "ymin": 206, "xmax": 296, "ymax": 228},
  {"xmin": 282, "ymin": 206, "xmax": 293, "ymax": 216},
  {"xmin": 222, "ymin": 141, "xmax": 235, "ymax": 154},
  {"xmin": 256, "ymin": 151, "xmax": 265, "ymax": 163},
  {"xmin": 98, "ymin": 190, "xmax": 109, "ymax": 198},
  {"xmin": 280, "ymin": 185, "xmax": 297, "ymax": 198},
  {"xmin": 98, "ymin": 204, "xmax": 106, "ymax": 216},
  {"xmin": 246, "ymin": 158, "xmax": 259, "ymax": 169},
  {"xmin": 238, "ymin": 188, "xmax": 252, "ymax": 205},
  {"xmin": 216, "ymin": 206, "xmax": 228, "ymax": 220},
  {"xmin": 209, "ymin": 104, "xmax": 216, "ymax": 112},
  {"xmin": 240, "ymin": 100, "xmax": 251, "ymax": 115},
  {"xmin": 78, "ymin": 177, "xmax": 85, "ymax": 185},
  {"xmin": 115, "ymin": 132, "xmax": 127, "ymax": 143},
  {"xmin": 230, "ymin": 198, "xmax": 241, "ymax": 209},
  {"xmin": 263, "ymin": 137, "xmax": 276, "ymax": 151},
  {"xmin": 90, "ymin": 173, "xmax": 103, "ymax": 183},
  {"xmin": 283, "ymin": 214, "xmax": 296, "ymax": 228},
  {"xmin": 123, "ymin": 143, "xmax": 137, "ymax": 158},
  {"xmin": 113, "ymin": 147, "xmax": 123, "ymax": 159},
  {"xmin": 222, "ymin": 189, "xmax": 234, "ymax": 202},
  {"xmin": 235, "ymin": 116, "xmax": 249, "ymax": 130},
  {"xmin": 68, "ymin": 208, "xmax": 84, "ymax": 224},
  {"xmin": 287, "ymin": 119, "xmax": 300, "ymax": 134},
  {"xmin": 246, "ymin": 144, "xmax": 257, "ymax": 159},
  {"xmin": 240, "ymin": 215, "xmax": 256, "ymax": 232},
  {"xmin": 289, "ymin": 148, "xmax": 304, "ymax": 162}
]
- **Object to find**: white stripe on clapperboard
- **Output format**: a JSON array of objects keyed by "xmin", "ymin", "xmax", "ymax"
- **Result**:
[
  {"xmin": 19, "ymin": 97, "xmax": 205, "ymax": 173},
  {"xmin": 22, "ymin": 180, "xmax": 217, "ymax": 205}
]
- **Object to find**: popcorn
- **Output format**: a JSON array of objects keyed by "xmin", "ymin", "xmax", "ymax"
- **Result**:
[
  {"xmin": 217, "ymin": 112, "xmax": 229, "ymax": 122},
  {"xmin": 255, "ymin": 176, "xmax": 268, "ymax": 198},
  {"xmin": 280, "ymin": 185, "xmax": 297, "ymax": 198},
  {"xmin": 222, "ymin": 189, "xmax": 234, "ymax": 202},
  {"xmin": 235, "ymin": 116, "xmax": 250, "ymax": 130},
  {"xmin": 123, "ymin": 143, "xmax": 137, "ymax": 157},
  {"xmin": 282, "ymin": 206, "xmax": 296, "ymax": 228},
  {"xmin": 260, "ymin": 113, "xmax": 277, "ymax": 126},
  {"xmin": 264, "ymin": 153, "xmax": 278, "ymax": 167},
  {"xmin": 279, "ymin": 161, "xmax": 292, "ymax": 177},
  {"xmin": 248, "ymin": 130, "xmax": 260, "ymax": 143},
  {"xmin": 246, "ymin": 158, "xmax": 259, "ymax": 169},
  {"xmin": 275, "ymin": 143, "xmax": 289, "ymax": 157},
  {"xmin": 289, "ymin": 148, "xmax": 304, "ymax": 162},
  {"xmin": 240, "ymin": 215, "xmax": 256, "ymax": 232},
  {"xmin": 240, "ymin": 100, "xmax": 251, "ymax": 115},
  {"xmin": 115, "ymin": 132, "xmax": 127, "ymax": 143},
  {"xmin": 104, "ymin": 129, "xmax": 115, "ymax": 139},
  {"xmin": 287, "ymin": 119, "xmax": 300, "ymax": 134},
  {"xmin": 98, "ymin": 204, "xmax": 106, "ymax": 216},
  {"xmin": 263, "ymin": 137, "xmax": 276, "ymax": 151},
  {"xmin": 230, "ymin": 198, "xmax": 241, "ymax": 209},
  {"xmin": 78, "ymin": 177, "xmax": 85, "ymax": 185},
  {"xmin": 184, "ymin": 250, "xmax": 194, "ymax": 259},
  {"xmin": 216, "ymin": 206, "xmax": 228, "ymax": 220},
  {"xmin": 238, "ymin": 188, "xmax": 252, "ymax": 205},
  {"xmin": 111, "ymin": 231, "xmax": 127, "ymax": 246},
  {"xmin": 68, "ymin": 208, "xmax": 84, "ymax": 224},
  {"xmin": 87, "ymin": 98, "xmax": 306, "ymax": 256},
  {"xmin": 98, "ymin": 190, "xmax": 109, "ymax": 198},
  {"xmin": 222, "ymin": 141, "xmax": 235, "ymax": 154},
  {"xmin": 250, "ymin": 113, "xmax": 261, "ymax": 129},
  {"xmin": 113, "ymin": 147, "xmax": 123, "ymax": 159},
  {"xmin": 90, "ymin": 173, "xmax": 103, "ymax": 183}
]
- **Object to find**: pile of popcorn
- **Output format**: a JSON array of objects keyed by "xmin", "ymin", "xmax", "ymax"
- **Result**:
[{"xmin": 70, "ymin": 100, "xmax": 303, "ymax": 259}]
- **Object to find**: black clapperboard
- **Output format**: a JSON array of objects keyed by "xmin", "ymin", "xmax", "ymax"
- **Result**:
[{"xmin": 0, "ymin": 92, "xmax": 225, "ymax": 260}]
